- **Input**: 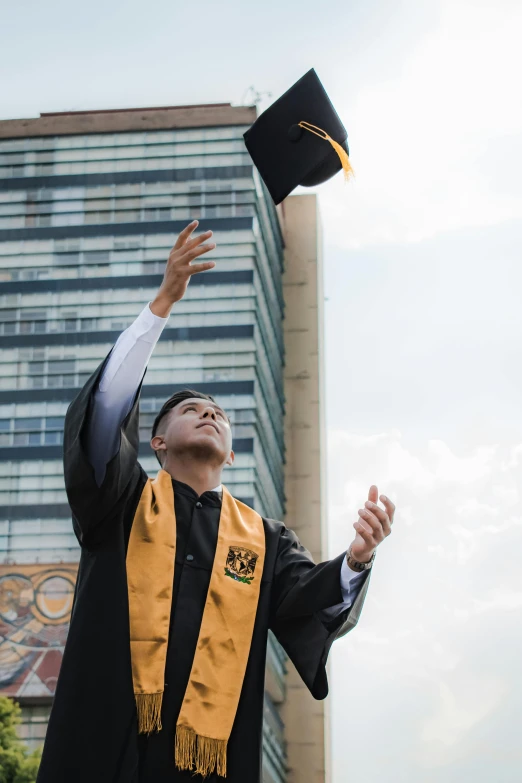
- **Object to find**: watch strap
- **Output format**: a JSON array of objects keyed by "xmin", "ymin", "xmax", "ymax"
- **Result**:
[{"xmin": 346, "ymin": 545, "xmax": 375, "ymax": 572}]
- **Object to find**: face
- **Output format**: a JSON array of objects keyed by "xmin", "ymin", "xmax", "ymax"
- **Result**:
[{"xmin": 151, "ymin": 398, "xmax": 234, "ymax": 468}]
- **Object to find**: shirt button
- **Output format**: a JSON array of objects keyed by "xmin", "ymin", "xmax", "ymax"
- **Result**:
[
  {"xmin": 186, "ymin": 554, "xmax": 194, "ymax": 562},
  {"xmin": 195, "ymin": 501, "xmax": 203, "ymax": 509}
]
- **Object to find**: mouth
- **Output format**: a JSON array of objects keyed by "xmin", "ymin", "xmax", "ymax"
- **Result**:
[{"xmin": 196, "ymin": 422, "xmax": 219, "ymax": 433}]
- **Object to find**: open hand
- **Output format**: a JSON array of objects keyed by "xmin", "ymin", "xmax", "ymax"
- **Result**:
[
  {"xmin": 350, "ymin": 485, "xmax": 395, "ymax": 563},
  {"xmin": 152, "ymin": 220, "xmax": 216, "ymax": 315}
]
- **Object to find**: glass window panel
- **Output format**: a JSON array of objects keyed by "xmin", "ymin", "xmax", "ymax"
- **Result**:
[
  {"xmin": 28, "ymin": 363, "xmax": 45, "ymax": 374},
  {"xmin": 14, "ymin": 418, "xmax": 41, "ymax": 430},
  {"xmin": 28, "ymin": 433, "xmax": 41, "ymax": 445},
  {"xmin": 54, "ymin": 253, "xmax": 79, "ymax": 267},
  {"xmin": 45, "ymin": 417, "xmax": 63, "ymax": 429},
  {"xmin": 49, "ymin": 360, "xmax": 75, "ymax": 372},
  {"xmin": 84, "ymin": 251, "xmax": 110, "ymax": 263}
]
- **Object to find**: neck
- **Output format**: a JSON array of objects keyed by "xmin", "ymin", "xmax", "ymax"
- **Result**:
[{"xmin": 161, "ymin": 455, "xmax": 222, "ymax": 498}]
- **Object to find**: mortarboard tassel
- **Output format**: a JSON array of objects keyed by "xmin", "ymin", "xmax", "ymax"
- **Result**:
[{"xmin": 298, "ymin": 121, "xmax": 354, "ymax": 181}]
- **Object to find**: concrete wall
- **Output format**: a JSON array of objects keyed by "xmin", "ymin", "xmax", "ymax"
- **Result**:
[{"xmin": 279, "ymin": 194, "xmax": 330, "ymax": 783}]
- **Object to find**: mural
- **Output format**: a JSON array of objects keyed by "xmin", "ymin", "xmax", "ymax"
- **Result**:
[{"xmin": 0, "ymin": 564, "xmax": 78, "ymax": 698}]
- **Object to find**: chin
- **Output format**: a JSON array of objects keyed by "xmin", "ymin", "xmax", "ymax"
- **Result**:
[{"xmin": 175, "ymin": 439, "xmax": 226, "ymax": 462}]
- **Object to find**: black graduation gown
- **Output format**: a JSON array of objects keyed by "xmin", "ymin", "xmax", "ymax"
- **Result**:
[{"xmin": 36, "ymin": 347, "xmax": 371, "ymax": 783}]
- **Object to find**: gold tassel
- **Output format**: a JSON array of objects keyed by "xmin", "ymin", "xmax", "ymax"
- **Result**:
[
  {"xmin": 298, "ymin": 121, "xmax": 355, "ymax": 181},
  {"xmin": 135, "ymin": 692, "xmax": 163, "ymax": 735},
  {"xmin": 175, "ymin": 725, "xmax": 228, "ymax": 778}
]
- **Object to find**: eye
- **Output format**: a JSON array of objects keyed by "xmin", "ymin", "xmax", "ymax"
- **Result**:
[{"xmin": 183, "ymin": 406, "xmax": 197, "ymax": 413}]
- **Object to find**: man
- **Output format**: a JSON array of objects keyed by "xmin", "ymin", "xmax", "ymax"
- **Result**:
[{"xmin": 36, "ymin": 221, "xmax": 395, "ymax": 783}]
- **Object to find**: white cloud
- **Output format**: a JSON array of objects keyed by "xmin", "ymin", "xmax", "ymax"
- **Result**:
[
  {"xmin": 317, "ymin": 0, "xmax": 522, "ymax": 249},
  {"xmin": 328, "ymin": 427, "xmax": 522, "ymax": 780},
  {"xmin": 420, "ymin": 676, "xmax": 506, "ymax": 750}
]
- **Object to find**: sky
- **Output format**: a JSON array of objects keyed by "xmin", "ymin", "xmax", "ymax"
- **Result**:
[{"xmin": 2, "ymin": 0, "xmax": 522, "ymax": 780}]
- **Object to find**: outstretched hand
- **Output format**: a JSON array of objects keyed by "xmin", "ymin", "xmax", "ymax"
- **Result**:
[
  {"xmin": 350, "ymin": 485, "xmax": 395, "ymax": 563},
  {"xmin": 152, "ymin": 220, "xmax": 216, "ymax": 315}
]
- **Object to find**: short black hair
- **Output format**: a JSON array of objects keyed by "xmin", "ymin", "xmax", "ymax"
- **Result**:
[{"xmin": 151, "ymin": 388, "xmax": 223, "ymax": 467}]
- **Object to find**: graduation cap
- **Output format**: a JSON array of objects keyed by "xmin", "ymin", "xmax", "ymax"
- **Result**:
[{"xmin": 243, "ymin": 68, "xmax": 353, "ymax": 205}]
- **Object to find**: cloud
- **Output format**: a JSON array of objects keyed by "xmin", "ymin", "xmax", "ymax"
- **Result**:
[
  {"xmin": 327, "ymin": 427, "xmax": 522, "ymax": 780},
  {"xmin": 316, "ymin": 0, "xmax": 522, "ymax": 249}
]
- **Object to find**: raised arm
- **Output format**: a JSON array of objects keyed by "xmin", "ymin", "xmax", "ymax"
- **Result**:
[
  {"xmin": 83, "ymin": 303, "xmax": 169, "ymax": 487},
  {"xmin": 63, "ymin": 221, "xmax": 216, "ymax": 544},
  {"xmin": 83, "ymin": 220, "xmax": 217, "ymax": 487}
]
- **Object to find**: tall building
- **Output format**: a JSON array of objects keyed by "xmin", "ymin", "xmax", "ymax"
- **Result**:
[{"xmin": 0, "ymin": 106, "xmax": 329, "ymax": 782}]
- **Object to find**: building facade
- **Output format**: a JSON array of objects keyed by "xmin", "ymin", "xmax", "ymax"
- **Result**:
[{"xmin": 0, "ymin": 105, "xmax": 328, "ymax": 782}]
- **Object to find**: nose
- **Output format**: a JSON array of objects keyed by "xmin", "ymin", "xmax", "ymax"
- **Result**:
[{"xmin": 202, "ymin": 408, "xmax": 217, "ymax": 420}]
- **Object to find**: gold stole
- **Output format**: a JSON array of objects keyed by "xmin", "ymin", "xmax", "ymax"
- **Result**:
[{"xmin": 126, "ymin": 468, "xmax": 265, "ymax": 778}]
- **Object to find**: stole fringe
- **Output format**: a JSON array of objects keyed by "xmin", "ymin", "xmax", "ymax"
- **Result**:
[
  {"xmin": 135, "ymin": 692, "xmax": 163, "ymax": 735},
  {"xmin": 175, "ymin": 725, "xmax": 228, "ymax": 778}
]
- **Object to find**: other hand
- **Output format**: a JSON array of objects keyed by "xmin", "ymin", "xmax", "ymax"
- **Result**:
[{"xmin": 350, "ymin": 485, "xmax": 395, "ymax": 563}]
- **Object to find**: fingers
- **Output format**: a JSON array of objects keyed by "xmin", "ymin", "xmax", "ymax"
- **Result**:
[
  {"xmin": 186, "ymin": 242, "xmax": 216, "ymax": 266},
  {"xmin": 184, "ymin": 230, "xmax": 214, "ymax": 253},
  {"xmin": 358, "ymin": 501, "xmax": 391, "ymax": 541},
  {"xmin": 170, "ymin": 231, "xmax": 215, "ymax": 267},
  {"xmin": 173, "ymin": 220, "xmax": 199, "ymax": 250},
  {"xmin": 368, "ymin": 484, "xmax": 378, "ymax": 504},
  {"xmin": 363, "ymin": 500, "xmax": 392, "ymax": 536},
  {"xmin": 353, "ymin": 519, "xmax": 374, "ymax": 545},
  {"xmin": 379, "ymin": 494, "xmax": 396, "ymax": 524},
  {"xmin": 188, "ymin": 259, "xmax": 216, "ymax": 276}
]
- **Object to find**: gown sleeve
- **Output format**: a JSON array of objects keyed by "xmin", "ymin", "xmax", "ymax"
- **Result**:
[
  {"xmin": 269, "ymin": 524, "xmax": 371, "ymax": 699},
  {"xmin": 63, "ymin": 345, "xmax": 147, "ymax": 549}
]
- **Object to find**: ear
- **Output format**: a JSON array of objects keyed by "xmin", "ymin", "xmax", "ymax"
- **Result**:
[
  {"xmin": 150, "ymin": 435, "xmax": 167, "ymax": 457},
  {"xmin": 225, "ymin": 450, "xmax": 235, "ymax": 467}
]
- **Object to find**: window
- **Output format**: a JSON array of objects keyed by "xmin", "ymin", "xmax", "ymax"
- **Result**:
[
  {"xmin": 28, "ymin": 362, "xmax": 45, "ymax": 375},
  {"xmin": 19, "ymin": 705, "xmax": 50, "ymax": 752},
  {"xmin": 45, "ymin": 417, "xmax": 63, "ymax": 429},
  {"xmin": 84, "ymin": 251, "xmax": 109, "ymax": 264},
  {"xmin": 49, "ymin": 360, "xmax": 75, "ymax": 373},
  {"xmin": 13, "ymin": 433, "xmax": 29, "ymax": 446},
  {"xmin": 54, "ymin": 252, "xmax": 80, "ymax": 266},
  {"xmin": 14, "ymin": 418, "xmax": 41, "ymax": 430}
]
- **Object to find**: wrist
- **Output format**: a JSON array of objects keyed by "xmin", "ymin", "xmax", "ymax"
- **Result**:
[
  {"xmin": 346, "ymin": 544, "xmax": 375, "ymax": 572},
  {"xmin": 150, "ymin": 294, "xmax": 175, "ymax": 318}
]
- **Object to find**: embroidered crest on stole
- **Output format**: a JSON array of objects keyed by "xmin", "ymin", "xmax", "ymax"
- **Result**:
[{"xmin": 224, "ymin": 546, "xmax": 259, "ymax": 585}]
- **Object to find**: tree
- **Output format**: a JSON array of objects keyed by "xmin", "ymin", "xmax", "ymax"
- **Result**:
[{"xmin": 0, "ymin": 697, "xmax": 42, "ymax": 783}]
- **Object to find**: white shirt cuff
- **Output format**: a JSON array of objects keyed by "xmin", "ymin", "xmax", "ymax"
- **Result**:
[
  {"xmin": 340, "ymin": 555, "xmax": 366, "ymax": 605},
  {"xmin": 127, "ymin": 301, "xmax": 170, "ymax": 343}
]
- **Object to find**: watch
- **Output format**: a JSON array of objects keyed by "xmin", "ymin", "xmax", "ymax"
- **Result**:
[{"xmin": 346, "ymin": 545, "xmax": 375, "ymax": 572}]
